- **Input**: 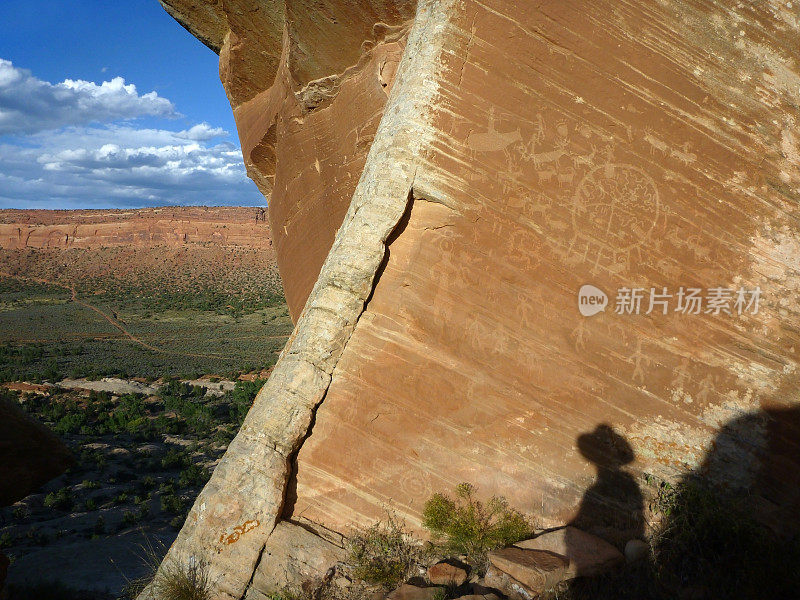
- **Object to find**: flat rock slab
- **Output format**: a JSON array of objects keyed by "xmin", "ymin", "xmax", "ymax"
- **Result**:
[
  {"xmin": 487, "ymin": 547, "xmax": 569, "ymax": 597},
  {"xmin": 515, "ymin": 526, "xmax": 623, "ymax": 578},
  {"xmin": 428, "ymin": 561, "xmax": 469, "ymax": 586},
  {"xmin": 484, "ymin": 566, "xmax": 537, "ymax": 600},
  {"xmin": 386, "ymin": 584, "xmax": 444, "ymax": 600},
  {"xmin": 245, "ymin": 521, "xmax": 346, "ymax": 599}
]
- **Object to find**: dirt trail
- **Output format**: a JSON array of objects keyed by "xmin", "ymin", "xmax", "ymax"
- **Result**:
[{"xmin": 0, "ymin": 271, "xmax": 223, "ymax": 359}]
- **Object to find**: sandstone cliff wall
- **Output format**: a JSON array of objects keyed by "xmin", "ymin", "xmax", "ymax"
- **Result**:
[
  {"xmin": 0, "ymin": 207, "xmax": 271, "ymax": 249},
  {"xmin": 145, "ymin": 0, "xmax": 800, "ymax": 597}
]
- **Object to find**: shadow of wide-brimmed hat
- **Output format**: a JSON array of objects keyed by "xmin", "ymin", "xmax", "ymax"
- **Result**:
[{"xmin": 576, "ymin": 423, "xmax": 635, "ymax": 467}]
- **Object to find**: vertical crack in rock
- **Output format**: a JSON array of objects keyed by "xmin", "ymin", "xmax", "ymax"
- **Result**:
[
  {"xmin": 240, "ymin": 193, "xmax": 415, "ymax": 600},
  {"xmin": 137, "ymin": 1, "xmax": 456, "ymax": 598}
]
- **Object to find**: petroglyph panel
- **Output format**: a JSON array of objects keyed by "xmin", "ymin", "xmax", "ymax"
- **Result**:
[{"xmin": 292, "ymin": 0, "xmax": 800, "ymax": 532}]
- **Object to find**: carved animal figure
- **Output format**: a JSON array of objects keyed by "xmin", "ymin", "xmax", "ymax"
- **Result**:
[
  {"xmin": 643, "ymin": 128, "xmax": 670, "ymax": 156},
  {"xmin": 537, "ymin": 168, "xmax": 557, "ymax": 183},
  {"xmin": 572, "ymin": 144, "xmax": 597, "ymax": 168},
  {"xmin": 670, "ymin": 141, "xmax": 697, "ymax": 165},
  {"xmin": 466, "ymin": 108, "xmax": 523, "ymax": 154}
]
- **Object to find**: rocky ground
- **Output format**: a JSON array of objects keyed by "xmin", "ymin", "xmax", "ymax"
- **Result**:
[{"xmin": 0, "ymin": 377, "xmax": 265, "ymax": 599}]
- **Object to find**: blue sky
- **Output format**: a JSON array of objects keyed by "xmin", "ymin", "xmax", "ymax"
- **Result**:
[{"xmin": 0, "ymin": 0, "xmax": 265, "ymax": 208}]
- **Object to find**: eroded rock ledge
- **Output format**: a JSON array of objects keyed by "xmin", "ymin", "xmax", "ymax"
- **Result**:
[{"xmin": 146, "ymin": 0, "xmax": 800, "ymax": 598}]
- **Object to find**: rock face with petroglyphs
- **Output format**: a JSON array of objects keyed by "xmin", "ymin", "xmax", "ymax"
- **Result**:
[{"xmin": 142, "ymin": 1, "xmax": 800, "ymax": 598}]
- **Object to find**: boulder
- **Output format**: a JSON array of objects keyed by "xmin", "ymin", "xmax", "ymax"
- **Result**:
[
  {"xmin": 244, "ymin": 521, "xmax": 346, "ymax": 599},
  {"xmin": 386, "ymin": 584, "xmax": 444, "ymax": 600},
  {"xmin": 428, "ymin": 561, "xmax": 469, "ymax": 586},
  {"xmin": 624, "ymin": 539, "xmax": 650, "ymax": 564},
  {"xmin": 0, "ymin": 396, "xmax": 73, "ymax": 506},
  {"xmin": 515, "ymin": 527, "xmax": 624, "ymax": 577},
  {"xmin": 485, "ymin": 547, "xmax": 569, "ymax": 598}
]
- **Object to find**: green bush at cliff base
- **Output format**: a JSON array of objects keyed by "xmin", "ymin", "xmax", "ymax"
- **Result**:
[{"xmin": 422, "ymin": 482, "xmax": 533, "ymax": 571}]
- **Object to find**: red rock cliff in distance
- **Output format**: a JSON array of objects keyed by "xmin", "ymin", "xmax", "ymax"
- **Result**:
[
  {"xmin": 0, "ymin": 206, "xmax": 271, "ymax": 250},
  {"xmin": 140, "ymin": 1, "xmax": 800, "ymax": 598}
]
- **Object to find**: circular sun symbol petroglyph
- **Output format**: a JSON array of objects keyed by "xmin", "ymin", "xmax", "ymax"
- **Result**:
[{"xmin": 571, "ymin": 163, "xmax": 660, "ymax": 253}]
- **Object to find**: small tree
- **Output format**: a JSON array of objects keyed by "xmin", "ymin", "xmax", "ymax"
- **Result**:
[{"xmin": 422, "ymin": 483, "xmax": 532, "ymax": 569}]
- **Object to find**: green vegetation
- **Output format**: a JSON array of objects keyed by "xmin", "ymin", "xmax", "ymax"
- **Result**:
[
  {"xmin": 339, "ymin": 486, "xmax": 532, "ymax": 592},
  {"xmin": 17, "ymin": 379, "xmax": 264, "ymax": 445},
  {"xmin": 651, "ymin": 479, "xmax": 800, "ymax": 599},
  {"xmin": 0, "ymin": 274, "xmax": 291, "ymax": 382},
  {"xmin": 422, "ymin": 483, "xmax": 532, "ymax": 570},
  {"xmin": 266, "ymin": 591, "xmax": 301, "ymax": 600},
  {"xmin": 43, "ymin": 487, "xmax": 74, "ymax": 511},
  {"xmin": 0, "ymin": 244, "xmax": 290, "ymax": 600},
  {"xmin": 346, "ymin": 513, "xmax": 421, "ymax": 589},
  {"xmin": 1, "ymin": 378, "xmax": 266, "ymax": 572}
]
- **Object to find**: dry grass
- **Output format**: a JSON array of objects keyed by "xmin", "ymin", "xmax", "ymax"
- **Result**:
[
  {"xmin": 151, "ymin": 558, "xmax": 211, "ymax": 600},
  {"xmin": 346, "ymin": 512, "xmax": 422, "ymax": 590}
]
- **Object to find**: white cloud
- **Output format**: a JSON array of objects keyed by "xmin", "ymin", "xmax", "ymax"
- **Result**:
[
  {"xmin": 0, "ymin": 60, "xmax": 262, "ymax": 208},
  {"xmin": 0, "ymin": 59, "xmax": 177, "ymax": 135},
  {"xmin": 0, "ymin": 124, "xmax": 264, "ymax": 208},
  {"xmin": 176, "ymin": 123, "xmax": 227, "ymax": 141}
]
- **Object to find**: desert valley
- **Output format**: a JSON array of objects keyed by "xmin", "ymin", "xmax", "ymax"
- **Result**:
[{"xmin": 0, "ymin": 207, "xmax": 290, "ymax": 597}]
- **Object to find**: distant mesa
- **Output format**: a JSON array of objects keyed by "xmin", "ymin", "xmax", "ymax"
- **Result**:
[{"xmin": 0, "ymin": 206, "xmax": 272, "ymax": 250}]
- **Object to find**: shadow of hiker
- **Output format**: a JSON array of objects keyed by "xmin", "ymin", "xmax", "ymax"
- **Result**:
[
  {"xmin": 565, "ymin": 409, "xmax": 800, "ymax": 600},
  {"xmin": 568, "ymin": 424, "xmax": 644, "ymax": 546}
]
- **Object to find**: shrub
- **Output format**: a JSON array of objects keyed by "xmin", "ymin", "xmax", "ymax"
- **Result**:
[
  {"xmin": 122, "ymin": 510, "xmax": 138, "ymax": 527},
  {"xmin": 266, "ymin": 592, "xmax": 300, "ymax": 600},
  {"xmin": 44, "ymin": 487, "xmax": 74, "ymax": 511},
  {"xmin": 228, "ymin": 379, "xmax": 264, "ymax": 425},
  {"xmin": 346, "ymin": 513, "xmax": 421, "ymax": 589},
  {"xmin": 93, "ymin": 515, "xmax": 106, "ymax": 536},
  {"xmin": 0, "ymin": 532, "xmax": 12, "ymax": 548},
  {"xmin": 178, "ymin": 464, "xmax": 209, "ymax": 488},
  {"xmin": 161, "ymin": 448, "xmax": 191, "ymax": 470},
  {"xmin": 422, "ymin": 483, "xmax": 532, "ymax": 569},
  {"xmin": 161, "ymin": 493, "xmax": 186, "ymax": 515},
  {"xmin": 651, "ymin": 479, "xmax": 800, "ymax": 598},
  {"xmin": 153, "ymin": 559, "xmax": 211, "ymax": 600}
]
